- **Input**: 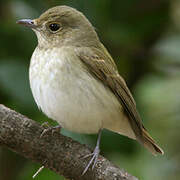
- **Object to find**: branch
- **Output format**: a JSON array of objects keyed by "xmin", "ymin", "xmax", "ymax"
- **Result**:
[{"xmin": 0, "ymin": 104, "xmax": 138, "ymax": 180}]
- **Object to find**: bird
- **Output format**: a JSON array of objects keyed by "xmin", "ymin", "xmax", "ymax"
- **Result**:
[{"xmin": 17, "ymin": 5, "xmax": 164, "ymax": 175}]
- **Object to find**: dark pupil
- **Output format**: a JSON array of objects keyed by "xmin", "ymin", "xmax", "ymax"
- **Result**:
[{"xmin": 49, "ymin": 23, "xmax": 60, "ymax": 31}]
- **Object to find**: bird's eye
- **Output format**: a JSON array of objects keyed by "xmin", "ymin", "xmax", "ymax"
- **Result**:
[{"xmin": 49, "ymin": 23, "xmax": 61, "ymax": 32}]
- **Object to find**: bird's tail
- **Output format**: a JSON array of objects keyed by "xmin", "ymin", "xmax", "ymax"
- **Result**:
[{"xmin": 140, "ymin": 128, "xmax": 164, "ymax": 155}]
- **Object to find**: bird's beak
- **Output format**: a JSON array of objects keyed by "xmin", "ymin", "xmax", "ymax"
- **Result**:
[{"xmin": 16, "ymin": 19, "xmax": 37, "ymax": 29}]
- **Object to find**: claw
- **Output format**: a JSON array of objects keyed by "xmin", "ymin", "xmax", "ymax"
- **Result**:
[
  {"xmin": 82, "ymin": 153, "xmax": 94, "ymax": 159},
  {"xmin": 82, "ymin": 146, "xmax": 100, "ymax": 175},
  {"xmin": 40, "ymin": 125, "xmax": 61, "ymax": 138},
  {"xmin": 92, "ymin": 147, "xmax": 100, "ymax": 169},
  {"xmin": 81, "ymin": 129, "xmax": 102, "ymax": 175}
]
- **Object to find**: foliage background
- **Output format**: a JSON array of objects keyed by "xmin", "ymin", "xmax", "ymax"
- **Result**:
[{"xmin": 0, "ymin": 0, "xmax": 179, "ymax": 180}]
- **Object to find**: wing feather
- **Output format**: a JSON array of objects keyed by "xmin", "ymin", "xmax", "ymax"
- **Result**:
[{"xmin": 75, "ymin": 46, "xmax": 143, "ymax": 140}]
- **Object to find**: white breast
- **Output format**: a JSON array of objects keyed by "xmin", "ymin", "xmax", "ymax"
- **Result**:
[{"xmin": 29, "ymin": 46, "xmax": 135, "ymax": 138}]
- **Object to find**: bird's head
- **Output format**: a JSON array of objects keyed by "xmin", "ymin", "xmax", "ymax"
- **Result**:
[{"xmin": 17, "ymin": 6, "xmax": 99, "ymax": 48}]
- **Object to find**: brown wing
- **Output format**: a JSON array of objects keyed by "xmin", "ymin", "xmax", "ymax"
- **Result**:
[{"xmin": 75, "ymin": 46, "xmax": 144, "ymax": 141}]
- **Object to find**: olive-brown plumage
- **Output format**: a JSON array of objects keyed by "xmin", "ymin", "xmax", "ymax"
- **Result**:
[{"xmin": 17, "ymin": 5, "xmax": 164, "ymax": 174}]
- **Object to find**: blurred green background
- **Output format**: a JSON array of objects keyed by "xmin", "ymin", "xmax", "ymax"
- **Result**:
[{"xmin": 0, "ymin": 0, "xmax": 179, "ymax": 180}]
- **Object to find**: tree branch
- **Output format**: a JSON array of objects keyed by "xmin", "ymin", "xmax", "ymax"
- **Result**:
[{"xmin": 0, "ymin": 104, "xmax": 138, "ymax": 180}]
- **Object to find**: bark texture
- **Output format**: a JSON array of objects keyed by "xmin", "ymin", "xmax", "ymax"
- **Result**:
[{"xmin": 0, "ymin": 104, "xmax": 138, "ymax": 180}]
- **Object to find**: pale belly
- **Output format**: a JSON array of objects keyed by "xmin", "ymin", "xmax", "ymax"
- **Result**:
[{"xmin": 29, "ymin": 47, "xmax": 135, "ymax": 138}]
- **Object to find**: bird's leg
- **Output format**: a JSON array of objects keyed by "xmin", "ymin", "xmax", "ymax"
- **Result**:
[
  {"xmin": 82, "ymin": 129, "xmax": 102, "ymax": 175},
  {"xmin": 40, "ymin": 123, "xmax": 61, "ymax": 138}
]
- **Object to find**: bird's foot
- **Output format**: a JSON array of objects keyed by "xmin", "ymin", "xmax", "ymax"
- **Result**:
[
  {"xmin": 40, "ymin": 123, "xmax": 61, "ymax": 138},
  {"xmin": 82, "ymin": 145, "xmax": 100, "ymax": 175}
]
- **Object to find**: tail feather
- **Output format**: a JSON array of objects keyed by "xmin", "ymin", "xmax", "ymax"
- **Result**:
[{"xmin": 141, "ymin": 128, "xmax": 164, "ymax": 155}]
